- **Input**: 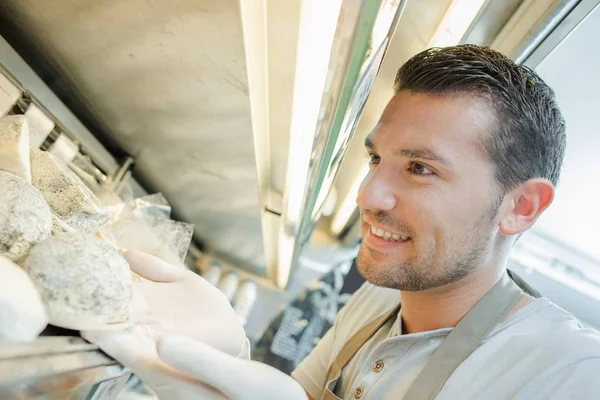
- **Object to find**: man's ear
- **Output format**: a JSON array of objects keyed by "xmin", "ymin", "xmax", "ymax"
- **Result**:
[{"xmin": 499, "ymin": 178, "xmax": 555, "ymax": 236}]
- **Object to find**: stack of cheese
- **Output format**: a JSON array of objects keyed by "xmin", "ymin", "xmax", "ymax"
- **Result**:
[{"xmin": 0, "ymin": 115, "xmax": 133, "ymax": 341}]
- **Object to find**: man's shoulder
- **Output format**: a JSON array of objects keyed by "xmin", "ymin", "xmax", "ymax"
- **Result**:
[
  {"xmin": 450, "ymin": 299, "xmax": 600, "ymax": 398},
  {"xmin": 487, "ymin": 298, "xmax": 600, "ymax": 362},
  {"xmin": 536, "ymin": 299, "xmax": 600, "ymax": 354}
]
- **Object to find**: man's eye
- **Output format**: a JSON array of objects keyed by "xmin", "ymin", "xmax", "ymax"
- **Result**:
[
  {"xmin": 408, "ymin": 162, "xmax": 434, "ymax": 175},
  {"xmin": 367, "ymin": 153, "xmax": 381, "ymax": 165}
]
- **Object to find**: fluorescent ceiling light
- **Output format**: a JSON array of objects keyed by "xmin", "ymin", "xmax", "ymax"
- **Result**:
[
  {"xmin": 277, "ymin": 0, "xmax": 343, "ymax": 287},
  {"xmin": 428, "ymin": 0, "xmax": 487, "ymax": 48},
  {"xmin": 239, "ymin": 0, "xmax": 277, "ymax": 280},
  {"xmin": 284, "ymin": 0, "xmax": 342, "ymax": 224}
]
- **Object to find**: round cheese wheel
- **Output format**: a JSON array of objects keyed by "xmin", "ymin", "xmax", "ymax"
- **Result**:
[
  {"xmin": 24, "ymin": 233, "xmax": 133, "ymax": 329},
  {"xmin": 0, "ymin": 255, "xmax": 48, "ymax": 342},
  {"xmin": 0, "ymin": 171, "xmax": 52, "ymax": 261}
]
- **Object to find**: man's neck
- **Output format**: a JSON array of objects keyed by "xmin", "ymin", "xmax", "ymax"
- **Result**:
[{"xmin": 400, "ymin": 267, "xmax": 503, "ymax": 334}]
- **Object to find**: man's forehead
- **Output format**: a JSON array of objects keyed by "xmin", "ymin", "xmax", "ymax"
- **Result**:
[{"xmin": 367, "ymin": 91, "xmax": 494, "ymax": 159}]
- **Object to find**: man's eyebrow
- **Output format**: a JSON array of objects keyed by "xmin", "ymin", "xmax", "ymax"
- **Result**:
[
  {"xmin": 365, "ymin": 137, "xmax": 449, "ymax": 166},
  {"xmin": 395, "ymin": 147, "xmax": 449, "ymax": 165}
]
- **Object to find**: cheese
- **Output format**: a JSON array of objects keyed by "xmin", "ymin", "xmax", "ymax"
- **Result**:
[
  {"xmin": 0, "ymin": 171, "xmax": 52, "ymax": 261},
  {"xmin": 0, "ymin": 255, "xmax": 48, "ymax": 342},
  {"xmin": 24, "ymin": 233, "xmax": 133, "ymax": 329},
  {"xmin": 51, "ymin": 213, "xmax": 76, "ymax": 235},
  {"xmin": 30, "ymin": 150, "xmax": 110, "ymax": 233},
  {"xmin": 0, "ymin": 115, "xmax": 32, "ymax": 182}
]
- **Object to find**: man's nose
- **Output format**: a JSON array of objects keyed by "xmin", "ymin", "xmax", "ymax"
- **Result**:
[{"xmin": 356, "ymin": 168, "xmax": 396, "ymax": 212}]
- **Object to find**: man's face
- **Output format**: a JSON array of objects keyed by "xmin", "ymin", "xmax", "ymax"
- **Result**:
[{"xmin": 356, "ymin": 91, "xmax": 503, "ymax": 291}]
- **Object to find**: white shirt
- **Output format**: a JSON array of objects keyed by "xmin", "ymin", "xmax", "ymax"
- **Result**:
[{"xmin": 292, "ymin": 282, "xmax": 600, "ymax": 399}]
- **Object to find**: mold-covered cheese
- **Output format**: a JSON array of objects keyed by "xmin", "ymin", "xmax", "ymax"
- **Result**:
[
  {"xmin": 30, "ymin": 149, "xmax": 110, "ymax": 233},
  {"xmin": 0, "ymin": 171, "xmax": 52, "ymax": 261},
  {"xmin": 51, "ymin": 213, "xmax": 76, "ymax": 235},
  {"xmin": 24, "ymin": 233, "xmax": 133, "ymax": 329}
]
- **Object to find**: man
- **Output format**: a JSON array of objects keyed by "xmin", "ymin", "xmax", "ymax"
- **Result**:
[{"xmin": 85, "ymin": 45, "xmax": 600, "ymax": 399}]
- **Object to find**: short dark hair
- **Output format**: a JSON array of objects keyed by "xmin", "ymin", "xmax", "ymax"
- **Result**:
[{"xmin": 394, "ymin": 45, "xmax": 566, "ymax": 192}]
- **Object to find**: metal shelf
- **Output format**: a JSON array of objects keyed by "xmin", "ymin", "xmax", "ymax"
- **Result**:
[{"xmin": 0, "ymin": 331, "xmax": 130, "ymax": 399}]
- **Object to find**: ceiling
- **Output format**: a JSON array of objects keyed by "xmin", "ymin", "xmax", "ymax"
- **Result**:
[{"xmin": 0, "ymin": 0, "xmax": 304, "ymax": 275}]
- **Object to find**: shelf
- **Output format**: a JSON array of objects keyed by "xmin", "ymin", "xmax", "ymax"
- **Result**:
[{"xmin": 0, "ymin": 332, "xmax": 129, "ymax": 399}]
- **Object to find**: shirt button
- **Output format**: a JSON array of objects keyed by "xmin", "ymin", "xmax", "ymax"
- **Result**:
[
  {"xmin": 373, "ymin": 360, "xmax": 385, "ymax": 372},
  {"xmin": 354, "ymin": 386, "xmax": 364, "ymax": 399}
]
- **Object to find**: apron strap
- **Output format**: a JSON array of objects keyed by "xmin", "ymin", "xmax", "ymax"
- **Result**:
[
  {"xmin": 322, "ymin": 302, "xmax": 401, "ymax": 395},
  {"xmin": 403, "ymin": 272, "xmax": 523, "ymax": 400},
  {"xmin": 319, "ymin": 270, "xmax": 536, "ymax": 400},
  {"xmin": 508, "ymin": 269, "xmax": 541, "ymax": 298}
]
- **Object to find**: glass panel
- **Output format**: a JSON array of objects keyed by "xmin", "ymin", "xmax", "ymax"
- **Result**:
[{"xmin": 279, "ymin": 0, "xmax": 406, "ymax": 287}]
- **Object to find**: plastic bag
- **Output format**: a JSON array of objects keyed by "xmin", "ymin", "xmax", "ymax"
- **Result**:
[{"xmin": 106, "ymin": 194, "xmax": 194, "ymax": 266}]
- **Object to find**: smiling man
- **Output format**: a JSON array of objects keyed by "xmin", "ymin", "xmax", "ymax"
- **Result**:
[
  {"xmin": 291, "ymin": 45, "xmax": 600, "ymax": 399},
  {"xmin": 87, "ymin": 45, "xmax": 600, "ymax": 400}
]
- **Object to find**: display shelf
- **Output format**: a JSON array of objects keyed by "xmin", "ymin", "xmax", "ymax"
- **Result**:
[{"xmin": 0, "ymin": 327, "xmax": 129, "ymax": 399}]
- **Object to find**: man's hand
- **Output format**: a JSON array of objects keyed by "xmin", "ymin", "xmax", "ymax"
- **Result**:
[
  {"xmin": 82, "ymin": 251, "xmax": 308, "ymax": 399},
  {"xmin": 83, "ymin": 326, "xmax": 226, "ymax": 399},
  {"xmin": 83, "ymin": 327, "xmax": 308, "ymax": 399},
  {"xmin": 157, "ymin": 334, "xmax": 308, "ymax": 399},
  {"xmin": 120, "ymin": 250, "xmax": 246, "ymax": 356}
]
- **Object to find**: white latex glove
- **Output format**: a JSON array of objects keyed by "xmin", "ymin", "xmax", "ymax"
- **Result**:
[
  {"xmin": 83, "ymin": 328, "xmax": 308, "ymax": 400},
  {"xmin": 120, "ymin": 250, "xmax": 246, "ymax": 356}
]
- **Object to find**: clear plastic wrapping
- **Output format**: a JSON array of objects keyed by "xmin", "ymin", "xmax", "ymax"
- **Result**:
[
  {"xmin": 105, "ymin": 194, "xmax": 194, "ymax": 266},
  {"xmin": 57, "ymin": 155, "xmax": 193, "ymax": 266}
]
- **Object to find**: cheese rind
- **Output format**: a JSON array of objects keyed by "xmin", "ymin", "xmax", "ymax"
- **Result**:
[
  {"xmin": 0, "ymin": 255, "xmax": 48, "ymax": 342},
  {"xmin": 24, "ymin": 233, "xmax": 133, "ymax": 329},
  {"xmin": 30, "ymin": 150, "xmax": 110, "ymax": 233},
  {"xmin": 0, "ymin": 115, "xmax": 32, "ymax": 182},
  {"xmin": 0, "ymin": 171, "xmax": 52, "ymax": 261}
]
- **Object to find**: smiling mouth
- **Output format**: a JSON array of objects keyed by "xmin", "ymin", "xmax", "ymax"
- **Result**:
[{"xmin": 369, "ymin": 224, "xmax": 411, "ymax": 242}]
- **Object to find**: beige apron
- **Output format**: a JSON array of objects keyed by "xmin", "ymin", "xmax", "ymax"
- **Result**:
[{"xmin": 320, "ymin": 270, "xmax": 540, "ymax": 400}]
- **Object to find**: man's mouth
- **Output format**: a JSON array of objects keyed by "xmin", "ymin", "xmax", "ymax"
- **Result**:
[{"xmin": 369, "ymin": 224, "xmax": 411, "ymax": 242}]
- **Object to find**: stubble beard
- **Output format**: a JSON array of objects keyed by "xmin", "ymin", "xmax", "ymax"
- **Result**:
[{"xmin": 357, "ymin": 209, "xmax": 497, "ymax": 292}]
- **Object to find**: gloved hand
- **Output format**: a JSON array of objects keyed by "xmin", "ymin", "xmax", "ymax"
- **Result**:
[
  {"xmin": 119, "ymin": 250, "xmax": 246, "ymax": 356},
  {"xmin": 82, "ymin": 250, "xmax": 307, "ymax": 399},
  {"xmin": 83, "ymin": 327, "xmax": 308, "ymax": 400}
]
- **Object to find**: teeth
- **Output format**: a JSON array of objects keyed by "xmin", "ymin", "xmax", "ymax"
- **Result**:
[{"xmin": 370, "ymin": 225, "xmax": 409, "ymax": 242}]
